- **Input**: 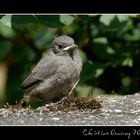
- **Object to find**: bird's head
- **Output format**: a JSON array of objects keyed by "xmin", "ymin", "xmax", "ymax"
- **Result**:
[{"xmin": 51, "ymin": 35, "xmax": 78, "ymax": 56}]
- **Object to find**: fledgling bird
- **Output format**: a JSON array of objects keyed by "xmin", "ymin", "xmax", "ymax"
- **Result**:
[{"xmin": 20, "ymin": 35, "xmax": 82, "ymax": 106}]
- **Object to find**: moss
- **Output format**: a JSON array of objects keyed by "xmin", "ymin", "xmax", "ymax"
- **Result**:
[
  {"xmin": 45, "ymin": 96, "xmax": 102, "ymax": 111},
  {"xmin": 3, "ymin": 96, "xmax": 102, "ymax": 111}
]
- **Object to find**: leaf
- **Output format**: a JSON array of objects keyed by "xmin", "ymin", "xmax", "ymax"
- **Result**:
[
  {"xmin": 109, "ymin": 16, "xmax": 128, "ymax": 30},
  {"xmin": 0, "ymin": 41, "xmax": 12, "ymax": 61},
  {"xmin": 113, "ymin": 53, "xmax": 133, "ymax": 67},
  {"xmin": 76, "ymin": 84, "xmax": 93, "ymax": 96},
  {"xmin": 90, "ymin": 24, "xmax": 99, "ymax": 36},
  {"xmin": 116, "ymin": 15, "xmax": 129, "ymax": 22},
  {"xmin": 0, "ymin": 22, "xmax": 15, "ymax": 38},
  {"xmin": 122, "ymin": 56, "xmax": 133, "ymax": 67},
  {"xmin": 92, "ymin": 40, "xmax": 115, "ymax": 60},
  {"xmin": 121, "ymin": 76, "xmax": 131, "ymax": 86},
  {"xmin": 36, "ymin": 15, "xmax": 64, "ymax": 27},
  {"xmin": 99, "ymin": 15, "xmax": 115, "ymax": 26},
  {"xmin": 124, "ymin": 33, "xmax": 140, "ymax": 41},
  {"xmin": 60, "ymin": 15, "xmax": 75, "ymax": 25},
  {"xmin": 93, "ymin": 37, "xmax": 108, "ymax": 44},
  {"xmin": 11, "ymin": 15, "xmax": 37, "ymax": 31},
  {"xmin": 0, "ymin": 15, "xmax": 12, "ymax": 28},
  {"xmin": 80, "ymin": 61, "xmax": 106, "ymax": 82},
  {"xmin": 94, "ymin": 68, "xmax": 104, "ymax": 78},
  {"xmin": 34, "ymin": 28, "xmax": 54, "ymax": 49},
  {"xmin": 91, "ymin": 87, "xmax": 106, "ymax": 95},
  {"xmin": 76, "ymin": 85, "xmax": 105, "ymax": 96}
]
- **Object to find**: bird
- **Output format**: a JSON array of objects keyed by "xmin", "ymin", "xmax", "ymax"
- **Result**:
[{"xmin": 20, "ymin": 35, "xmax": 82, "ymax": 106}]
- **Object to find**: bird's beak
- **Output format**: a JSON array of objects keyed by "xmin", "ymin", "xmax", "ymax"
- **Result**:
[{"xmin": 63, "ymin": 44, "xmax": 78, "ymax": 51}]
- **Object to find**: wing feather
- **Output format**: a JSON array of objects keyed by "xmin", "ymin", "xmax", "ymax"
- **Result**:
[{"xmin": 20, "ymin": 56, "xmax": 60, "ymax": 91}]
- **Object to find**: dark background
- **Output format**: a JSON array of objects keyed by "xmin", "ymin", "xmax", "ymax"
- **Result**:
[{"xmin": 0, "ymin": 0, "xmax": 140, "ymax": 13}]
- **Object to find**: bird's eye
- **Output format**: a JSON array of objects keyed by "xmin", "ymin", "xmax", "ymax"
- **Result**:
[{"xmin": 58, "ymin": 45, "xmax": 63, "ymax": 48}]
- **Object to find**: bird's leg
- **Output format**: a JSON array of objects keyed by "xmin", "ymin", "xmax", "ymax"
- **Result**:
[
  {"xmin": 68, "ymin": 80, "xmax": 79, "ymax": 96},
  {"xmin": 49, "ymin": 96, "xmax": 69, "ymax": 106}
]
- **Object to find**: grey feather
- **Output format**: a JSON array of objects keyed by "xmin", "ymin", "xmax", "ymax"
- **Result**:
[{"xmin": 20, "ymin": 52, "xmax": 62, "ymax": 91}]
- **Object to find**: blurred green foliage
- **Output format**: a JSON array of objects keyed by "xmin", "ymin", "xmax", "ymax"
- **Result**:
[{"xmin": 0, "ymin": 14, "xmax": 140, "ymax": 107}]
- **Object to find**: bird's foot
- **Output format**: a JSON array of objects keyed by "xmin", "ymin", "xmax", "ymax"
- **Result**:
[{"xmin": 49, "ymin": 97, "xmax": 69, "ymax": 106}]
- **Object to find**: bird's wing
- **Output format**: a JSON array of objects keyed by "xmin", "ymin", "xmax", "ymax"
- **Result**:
[{"xmin": 20, "ymin": 56, "xmax": 60, "ymax": 91}]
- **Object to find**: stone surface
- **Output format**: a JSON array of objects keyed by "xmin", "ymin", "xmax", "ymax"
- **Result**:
[{"xmin": 0, "ymin": 93, "xmax": 140, "ymax": 125}]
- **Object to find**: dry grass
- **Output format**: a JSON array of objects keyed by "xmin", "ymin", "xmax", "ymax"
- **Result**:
[
  {"xmin": 3, "ymin": 96, "xmax": 102, "ymax": 111},
  {"xmin": 45, "ymin": 96, "xmax": 102, "ymax": 111}
]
